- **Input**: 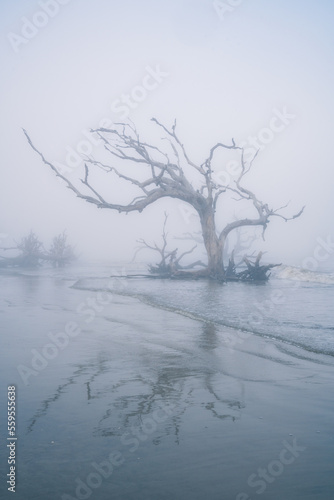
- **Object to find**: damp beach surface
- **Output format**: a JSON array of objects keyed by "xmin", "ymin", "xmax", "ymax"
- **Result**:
[{"xmin": 1, "ymin": 268, "xmax": 334, "ymax": 499}]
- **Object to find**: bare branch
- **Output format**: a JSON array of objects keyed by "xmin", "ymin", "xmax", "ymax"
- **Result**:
[
  {"xmin": 23, "ymin": 128, "xmax": 203, "ymax": 214},
  {"xmin": 218, "ymin": 145, "xmax": 304, "ymax": 244},
  {"xmin": 151, "ymin": 118, "xmax": 204, "ymax": 175},
  {"xmin": 201, "ymin": 140, "xmax": 240, "ymax": 170},
  {"xmin": 174, "ymin": 245, "xmax": 197, "ymax": 265},
  {"xmin": 270, "ymin": 205, "xmax": 305, "ymax": 222},
  {"xmin": 81, "ymin": 164, "xmax": 108, "ymax": 204}
]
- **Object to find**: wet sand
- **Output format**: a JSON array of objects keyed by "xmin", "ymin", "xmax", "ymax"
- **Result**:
[{"xmin": 1, "ymin": 273, "xmax": 334, "ymax": 499}]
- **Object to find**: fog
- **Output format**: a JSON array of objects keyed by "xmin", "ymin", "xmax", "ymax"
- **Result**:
[{"xmin": 1, "ymin": 0, "xmax": 334, "ymax": 268}]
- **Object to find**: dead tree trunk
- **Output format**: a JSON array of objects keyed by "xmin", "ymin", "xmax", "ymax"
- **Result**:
[{"xmin": 199, "ymin": 204, "xmax": 224, "ymax": 277}]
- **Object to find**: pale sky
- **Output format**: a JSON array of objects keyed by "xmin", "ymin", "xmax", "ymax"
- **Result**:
[{"xmin": 1, "ymin": 0, "xmax": 334, "ymax": 267}]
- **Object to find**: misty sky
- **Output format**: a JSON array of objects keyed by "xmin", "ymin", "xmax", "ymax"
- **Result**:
[{"xmin": 1, "ymin": 0, "xmax": 334, "ymax": 266}]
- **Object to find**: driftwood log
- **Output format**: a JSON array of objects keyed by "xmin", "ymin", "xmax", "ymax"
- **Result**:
[{"xmin": 225, "ymin": 251, "xmax": 280, "ymax": 282}]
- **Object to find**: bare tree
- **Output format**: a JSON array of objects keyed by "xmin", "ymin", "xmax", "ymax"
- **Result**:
[
  {"xmin": 24, "ymin": 119, "xmax": 304, "ymax": 278},
  {"xmin": 48, "ymin": 231, "xmax": 75, "ymax": 267},
  {"xmin": 16, "ymin": 231, "xmax": 44, "ymax": 267},
  {"xmin": 134, "ymin": 212, "xmax": 205, "ymax": 275},
  {"xmin": 0, "ymin": 231, "xmax": 75, "ymax": 268},
  {"xmin": 0, "ymin": 231, "xmax": 44, "ymax": 268}
]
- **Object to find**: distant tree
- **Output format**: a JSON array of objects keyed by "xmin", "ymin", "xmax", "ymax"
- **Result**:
[
  {"xmin": 16, "ymin": 231, "xmax": 44, "ymax": 267},
  {"xmin": 0, "ymin": 231, "xmax": 75, "ymax": 268},
  {"xmin": 0, "ymin": 231, "xmax": 43, "ymax": 267},
  {"xmin": 48, "ymin": 231, "xmax": 75, "ymax": 267},
  {"xmin": 24, "ymin": 119, "xmax": 304, "ymax": 279}
]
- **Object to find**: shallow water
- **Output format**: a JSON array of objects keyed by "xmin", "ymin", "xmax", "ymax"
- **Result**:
[
  {"xmin": 72, "ymin": 262, "xmax": 334, "ymax": 356},
  {"xmin": 1, "ymin": 265, "xmax": 334, "ymax": 499}
]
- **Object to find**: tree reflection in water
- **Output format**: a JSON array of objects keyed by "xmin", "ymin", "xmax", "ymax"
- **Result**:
[{"xmin": 26, "ymin": 322, "xmax": 246, "ymax": 444}]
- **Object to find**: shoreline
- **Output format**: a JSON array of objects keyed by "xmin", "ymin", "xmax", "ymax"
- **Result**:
[{"xmin": 72, "ymin": 276, "xmax": 334, "ymax": 360}]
